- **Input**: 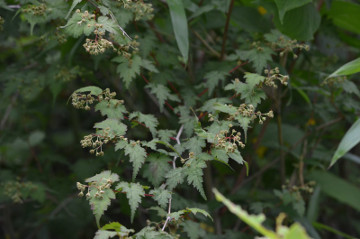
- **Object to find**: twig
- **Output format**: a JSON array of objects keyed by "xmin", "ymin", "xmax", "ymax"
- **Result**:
[
  {"xmin": 192, "ymin": 30, "xmax": 221, "ymax": 58},
  {"xmin": 162, "ymin": 125, "xmax": 184, "ymax": 231},
  {"xmin": 0, "ymin": 92, "xmax": 18, "ymax": 130},
  {"xmin": 220, "ymin": 0, "xmax": 235, "ymax": 60}
]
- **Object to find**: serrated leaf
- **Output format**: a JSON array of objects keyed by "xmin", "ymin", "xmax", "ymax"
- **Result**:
[
  {"xmin": 183, "ymin": 137, "xmax": 205, "ymax": 155},
  {"xmin": 149, "ymin": 187, "xmax": 171, "ymax": 209},
  {"xmin": 88, "ymin": 188, "xmax": 115, "ymax": 227},
  {"xmin": 95, "ymin": 100, "xmax": 127, "ymax": 119},
  {"xmin": 135, "ymin": 226, "xmax": 174, "ymax": 239},
  {"xmin": 146, "ymin": 83, "xmax": 180, "ymax": 113},
  {"xmin": 182, "ymin": 221, "xmax": 207, "ymax": 239},
  {"xmin": 116, "ymin": 182, "xmax": 145, "ymax": 222},
  {"xmin": 175, "ymin": 106, "xmax": 196, "ymax": 137},
  {"xmin": 157, "ymin": 130, "xmax": 176, "ymax": 144},
  {"xmin": 211, "ymin": 148, "xmax": 229, "ymax": 164},
  {"xmin": 143, "ymin": 154, "xmax": 172, "ymax": 187},
  {"xmin": 97, "ymin": 16, "xmax": 118, "ymax": 34},
  {"xmin": 168, "ymin": 210, "xmax": 186, "ymax": 221},
  {"xmin": 228, "ymin": 150, "xmax": 244, "ymax": 164},
  {"xmin": 167, "ymin": 0, "xmax": 189, "ymax": 63},
  {"xmin": 124, "ymin": 141, "xmax": 147, "ymax": 180},
  {"xmin": 238, "ymin": 47, "xmax": 273, "ymax": 74},
  {"xmin": 129, "ymin": 111, "xmax": 158, "ymax": 136},
  {"xmin": 73, "ymin": 86, "xmax": 103, "ymax": 95},
  {"xmin": 186, "ymin": 208, "xmax": 213, "ymax": 221},
  {"xmin": 86, "ymin": 170, "xmax": 120, "ymax": 184},
  {"xmin": 94, "ymin": 119, "xmax": 127, "ymax": 138},
  {"xmin": 225, "ymin": 73, "xmax": 266, "ymax": 107},
  {"xmin": 165, "ymin": 168, "xmax": 185, "ymax": 190},
  {"xmin": 141, "ymin": 59, "xmax": 159, "ymax": 73},
  {"xmin": 113, "ymin": 55, "xmax": 142, "ymax": 88},
  {"xmin": 204, "ymin": 71, "xmax": 228, "ymax": 96},
  {"xmin": 94, "ymin": 230, "xmax": 117, "ymax": 239},
  {"xmin": 213, "ymin": 103, "xmax": 237, "ymax": 115},
  {"xmin": 63, "ymin": 11, "xmax": 94, "ymax": 37},
  {"xmin": 184, "ymin": 160, "xmax": 207, "ymax": 200}
]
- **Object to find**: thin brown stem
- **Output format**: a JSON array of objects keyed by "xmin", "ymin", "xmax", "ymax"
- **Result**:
[
  {"xmin": 192, "ymin": 30, "xmax": 221, "ymax": 58},
  {"xmin": 220, "ymin": 0, "xmax": 235, "ymax": 60}
]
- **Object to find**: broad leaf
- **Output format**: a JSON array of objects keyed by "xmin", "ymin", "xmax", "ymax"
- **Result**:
[
  {"xmin": 184, "ymin": 159, "xmax": 207, "ymax": 200},
  {"xmin": 167, "ymin": 0, "xmax": 189, "ymax": 63},
  {"xmin": 274, "ymin": 3, "xmax": 321, "ymax": 41},
  {"xmin": 95, "ymin": 100, "xmax": 127, "ymax": 119},
  {"xmin": 165, "ymin": 168, "xmax": 185, "ymax": 190},
  {"xmin": 146, "ymin": 83, "xmax": 180, "ymax": 113},
  {"xmin": 309, "ymin": 171, "xmax": 360, "ymax": 211},
  {"xmin": 204, "ymin": 71, "xmax": 228, "ymax": 96},
  {"xmin": 329, "ymin": 118, "xmax": 360, "ymax": 167},
  {"xmin": 328, "ymin": 57, "xmax": 360, "ymax": 78},
  {"xmin": 274, "ymin": 0, "xmax": 311, "ymax": 24},
  {"xmin": 327, "ymin": 1, "xmax": 360, "ymax": 34},
  {"xmin": 143, "ymin": 154, "xmax": 172, "ymax": 187},
  {"xmin": 94, "ymin": 119, "xmax": 127, "ymax": 138}
]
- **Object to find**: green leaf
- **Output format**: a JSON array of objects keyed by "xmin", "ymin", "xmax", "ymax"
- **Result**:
[
  {"xmin": 204, "ymin": 71, "xmax": 228, "ymax": 96},
  {"xmin": 65, "ymin": 0, "xmax": 82, "ymax": 19},
  {"xmin": 167, "ymin": 0, "xmax": 189, "ymax": 63},
  {"xmin": 113, "ymin": 55, "xmax": 142, "ymax": 88},
  {"xmin": 182, "ymin": 221, "xmax": 207, "ymax": 239},
  {"xmin": 124, "ymin": 141, "xmax": 147, "ymax": 180},
  {"xmin": 73, "ymin": 86, "xmax": 103, "ymax": 96},
  {"xmin": 28, "ymin": 131, "xmax": 45, "ymax": 146},
  {"xmin": 88, "ymin": 188, "xmax": 116, "ymax": 227},
  {"xmin": 97, "ymin": 16, "xmax": 118, "ymax": 34},
  {"xmin": 94, "ymin": 119, "xmax": 127, "ymax": 138},
  {"xmin": 95, "ymin": 100, "xmax": 127, "ymax": 119},
  {"xmin": 149, "ymin": 186, "xmax": 171, "ymax": 209},
  {"xmin": 274, "ymin": 3, "xmax": 320, "ymax": 41},
  {"xmin": 284, "ymin": 223, "xmax": 312, "ymax": 239},
  {"xmin": 329, "ymin": 118, "xmax": 360, "ymax": 168},
  {"xmin": 274, "ymin": 0, "xmax": 311, "ymax": 24},
  {"xmin": 183, "ymin": 137, "xmax": 205, "ymax": 155},
  {"xmin": 184, "ymin": 159, "xmax": 207, "ymax": 200},
  {"xmin": 213, "ymin": 188, "xmax": 279, "ymax": 239},
  {"xmin": 225, "ymin": 73, "xmax": 266, "ymax": 108},
  {"xmin": 165, "ymin": 168, "xmax": 185, "ymax": 190},
  {"xmin": 308, "ymin": 171, "xmax": 360, "ymax": 211},
  {"xmin": 157, "ymin": 130, "xmax": 176, "ymax": 144},
  {"xmin": 238, "ymin": 47, "xmax": 273, "ymax": 74},
  {"xmin": 116, "ymin": 182, "xmax": 145, "ymax": 222},
  {"xmin": 175, "ymin": 106, "xmax": 196, "ymax": 137},
  {"xmin": 327, "ymin": 1, "xmax": 360, "ymax": 35},
  {"xmin": 211, "ymin": 148, "xmax": 229, "ymax": 164},
  {"xmin": 143, "ymin": 154, "xmax": 172, "ymax": 187},
  {"xmin": 63, "ymin": 11, "xmax": 96, "ymax": 37},
  {"xmin": 228, "ymin": 150, "xmax": 244, "ymax": 164},
  {"xmin": 135, "ymin": 226, "xmax": 174, "ymax": 239},
  {"xmin": 146, "ymin": 83, "xmax": 180, "ymax": 113},
  {"xmin": 186, "ymin": 208, "xmax": 213, "ymax": 221},
  {"xmin": 129, "ymin": 111, "xmax": 159, "ymax": 136},
  {"xmin": 328, "ymin": 57, "xmax": 360, "ymax": 78},
  {"xmin": 94, "ymin": 230, "xmax": 117, "ymax": 239},
  {"xmin": 85, "ymin": 170, "xmax": 120, "ymax": 184},
  {"xmin": 141, "ymin": 59, "xmax": 159, "ymax": 73}
]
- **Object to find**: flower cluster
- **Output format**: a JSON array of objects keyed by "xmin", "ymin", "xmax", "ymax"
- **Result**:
[
  {"xmin": 264, "ymin": 67, "xmax": 289, "ymax": 87},
  {"xmin": 282, "ymin": 180, "xmax": 316, "ymax": 194},
  {"xmin": 22, "ymin": 3, "xmax": 47, "ymax": 16},
  {"xmin": 222, "ymin": 103, "xmax": 274, "ymax": 124},
  {"xmin": 83, "ymin": 37, "xmax": 116, "ymax": 55},
  {"xmin": 214, "ymin": 127, "xmax": 245, "ymax": 153},
  {"xmin": 270, "ymin": 36, "xmax": 310, "ymax": 58},
  {"xmin": 2, "ymin": 181, "xmax": 40, "ymax": 203},
  {"xmin": 71, "ymin": 88, "xmax": 117, "ymax": 110},
  {"xmin": 77, "ymin": 178, "xmax": 114, "ymax": 199},
  {"xmin": 75, "ymin": 9, "xmax": 95, "ymax": 25},
  {"xmin": 118, "ymin": 0, "xmax": 154, "ymax": 21}
]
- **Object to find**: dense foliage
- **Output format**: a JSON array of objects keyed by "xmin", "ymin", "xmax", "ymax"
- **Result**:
[{"xmin": 1, "ymin": 0, "xmax": 360, "ymax": 238}]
